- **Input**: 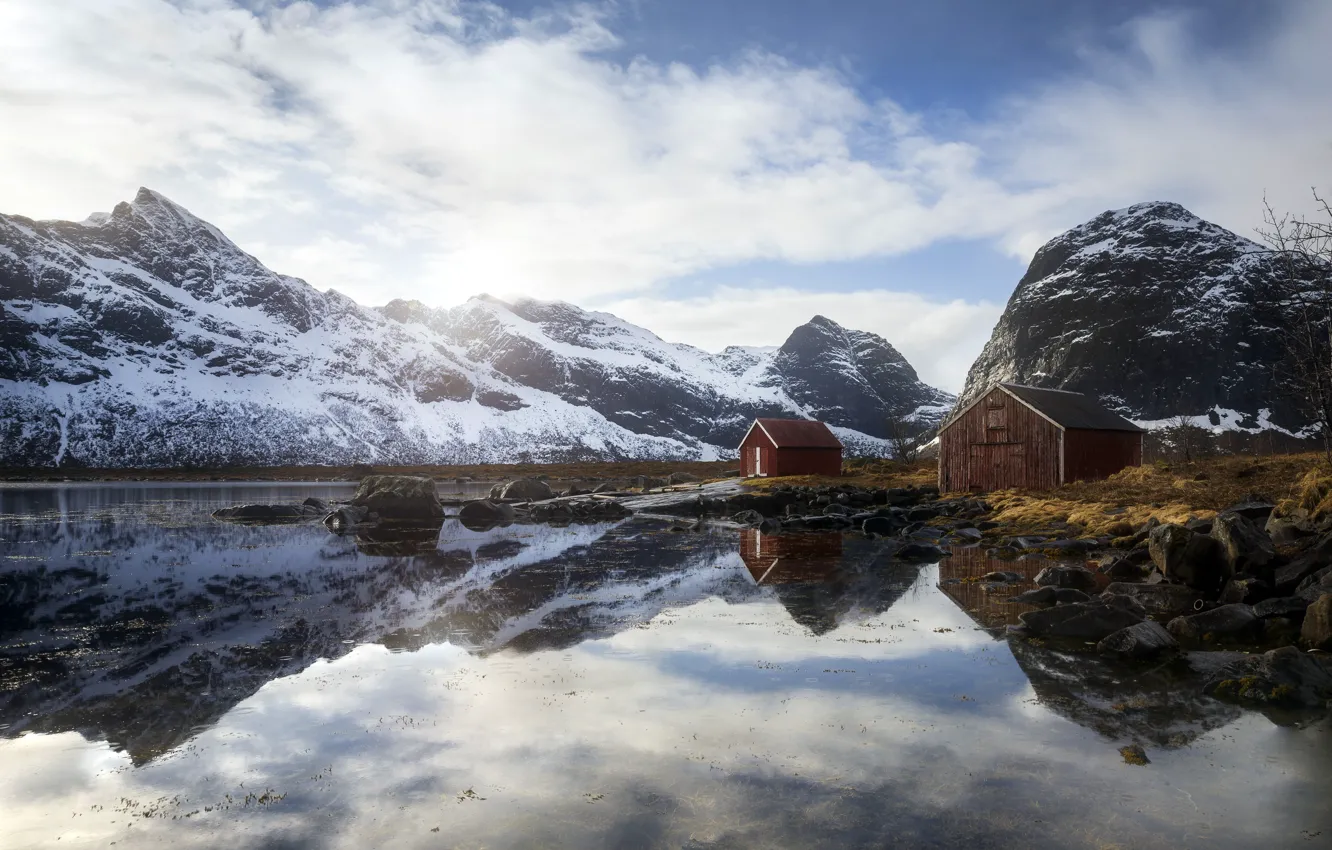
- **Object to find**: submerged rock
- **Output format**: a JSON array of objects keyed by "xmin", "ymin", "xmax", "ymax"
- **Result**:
[
  {"xmin": 458, "ymin": 498, "xmax": 516, "ymax": 529},
  {"xmin": 1203, "ymin": 646, "xmax": 1332, "ymax": 709},
  {"xmin": 351, "ymin": 475, "xmax": 444, "ymax": 520},
  {"xmin": 896, "ymin": 542, "xmax": 950, "ymax": 561},
  {"xmin": 1166, "ymin": 604, "xmax": 1262, "ymax": 645},
  {"xmin": 1034, "ymin": 565, "xmax": 1096, "ymax": 589},
  {"xmin": 1018, "ymin": 595, "xmax": 1146, "ymax": 640},
  {"xmin": 1098, "ymin": 620, "xmax": 1179, "ymax": 659},
  {"xmin": 325, "ymin": 504, "xmax": 371, "ymax": 532},
  {"xmin": 1102, "ymin": 582, "xmax": 1204, "ymax": 619},
  {"xmin": 212, "ymin": 503, "xmax": 317, "ymax": 523},
  {"xmin": 1009, "ymin": 587, "xmax": 1090, "ymax": 606}
]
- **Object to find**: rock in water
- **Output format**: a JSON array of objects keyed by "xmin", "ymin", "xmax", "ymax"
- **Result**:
[
  {"xmin": 1301, "ymin": 594, "xmax": 1332, "ymax": 651},
  {"xmin": 1253, "ymin": 596, "xmax": 1311, "ymax": 620},
  {"xmin": 1100, "ymin": 583, "xmax": 1204, "ymax": 619},
  {"xmin": 1211, "ymin": 512, "xmax": 1276, "ymax": 578},
  {"xmin": 325, "ymin": 504, "xmax": 371, "ymax": 532},
  {"xmin": 896, "ymin": 542, "xmax": 950, "ymax": 561},
  {"xmin": 498, "ymin": 479, "xmax": 554, "ymax": 502},
  {"xmin": 1166, "ymin": 604, "xmax": 1261, "ymax": 644},
  {"xmin": 1018, "ymin": 596, "xmax": 1146, "ymax": 640},
  {"xmin": 351, "ymin": 475, "xmax": 444, "ymax": 520},
  {"xmin": 1098, "ymin": 620, "xmax": 1179, "ymax": 659},
  {"xmin": 1204, "ymin": 646, "xmax": 1332, "ymax": 708},
  {"xmin": 1148, "ymin": 523, "xmax": 1230, "ymax": 593},
  {"xmin": 212, "ymin": 503, "xmax": 309, "ymax": 523},
  {"xmin": 457, "ymin": 499, "xmax": 517, "ymax": 529},
  {"xmin": 1033, "ymin": 565, "xmax": 1096, "ymax": 589}
]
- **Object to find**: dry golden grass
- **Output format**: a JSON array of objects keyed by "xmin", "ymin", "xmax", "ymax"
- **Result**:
[
  {"xmin": 986, "ymin": 453, "xmax": 1325, "ymax": 535},
  {"xmin": 743, "ymin": 458, "xmax": 937, "ymax": 491}
]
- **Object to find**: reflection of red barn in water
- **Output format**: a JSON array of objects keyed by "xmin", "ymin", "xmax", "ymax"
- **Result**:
[{"xmin": 739, "ymin": 529, "xmax": 843, "ymax": 584}]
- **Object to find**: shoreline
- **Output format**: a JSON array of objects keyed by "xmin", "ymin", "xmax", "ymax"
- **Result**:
[{"xmin": 0, "ymin": 459, "xmax": 739, "ymax": 484}]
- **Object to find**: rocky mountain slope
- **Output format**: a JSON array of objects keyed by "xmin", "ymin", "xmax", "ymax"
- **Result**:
[
  {"xmin": 0, "ymin": 189, "xmax": 951, "ymax": 467},
  {"xmin": 960, "ymin": 201, "xmax": 1307, "ymax": 433}
]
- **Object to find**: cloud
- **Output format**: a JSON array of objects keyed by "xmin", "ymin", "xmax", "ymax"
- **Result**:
[
  {"xmin": 1, "ymin": 0, "xmax": 1331, "ymax": 388},
  {"xmin": 603, "ymin": 287, "xmax": 1002, "ymax": 392}
]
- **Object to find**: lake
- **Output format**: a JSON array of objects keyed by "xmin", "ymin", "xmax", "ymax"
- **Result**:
[{"xmin": 1, "ymin": 483, "xmax": 1328, "ymax": 849}]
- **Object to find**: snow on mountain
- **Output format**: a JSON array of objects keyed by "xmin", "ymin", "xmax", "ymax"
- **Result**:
[
  {"xmin": 959, "ymin": 201, "xmax": 1310, "ymax": 433},
  {"xmin": 0, "ymin": 189, "xmax": 952, "ymax": 467}
]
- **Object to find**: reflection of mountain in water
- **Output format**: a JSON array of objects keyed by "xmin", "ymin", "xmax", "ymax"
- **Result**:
[
  {"xmin": 739, "ymin": 529, "xmax": 922, "ymax": 635},
  {"xmin": 1, "ymin": 507, "xmax": 919, "ymax": 765}
]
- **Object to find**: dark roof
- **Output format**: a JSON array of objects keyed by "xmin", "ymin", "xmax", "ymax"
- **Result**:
[
  {"xmin": 751, "ymin": 418, "xmax": 844, "ymax": 449},
  {"xmin": 1000, "ymin": 384, "xmax": 1145, "ymax": 432}
]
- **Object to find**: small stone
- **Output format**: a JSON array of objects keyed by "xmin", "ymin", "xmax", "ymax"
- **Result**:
[
  {"xmin": 1034, "ymin": 565, "xmax": 1097, "ymax": 590},
  {"xmin": 1300, "ymin": 594, "xmax": 1332, "ymax": 651},
  {"xmin": 1098, "ymin": 620, "xmax": 1179, "ymax": 659}
]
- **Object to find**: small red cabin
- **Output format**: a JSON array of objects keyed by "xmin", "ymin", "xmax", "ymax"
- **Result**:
[
  {"xmin": 937, "ymin": 382, "xmax": 1144, "ymax": 492},
  {"xmin": 738, "ymin": 418, "xmax": 843, "ymax": 478}
]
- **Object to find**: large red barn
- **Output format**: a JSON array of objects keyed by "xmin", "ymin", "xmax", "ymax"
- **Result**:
[
  {"xmin": 738, "ymin": 418, "xmax": 843, "ymax": 478},
  {"xmin": 937, "ymin": 383, "xmax": 1143, "ymax": 492}
]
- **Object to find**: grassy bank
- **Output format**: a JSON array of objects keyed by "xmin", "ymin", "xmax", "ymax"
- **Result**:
[{"xmin": 748, "ymin": 453, "xmax": 1331, "ymax": 537}]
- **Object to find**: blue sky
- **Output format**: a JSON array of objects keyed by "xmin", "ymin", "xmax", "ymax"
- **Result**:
[{"xmin": 2, "ymin": 0, "xmax": 1329, "ymax": 390}]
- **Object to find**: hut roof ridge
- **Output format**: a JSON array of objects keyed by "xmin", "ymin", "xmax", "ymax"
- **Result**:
[{"xmin": 749, "ymin": 417, "xmax": 844, "ymax": 448}]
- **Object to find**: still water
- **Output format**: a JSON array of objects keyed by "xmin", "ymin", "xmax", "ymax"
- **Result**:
[{"xmin": 0, "ymin": 484, "xmax": 1328, "ymax": 849}]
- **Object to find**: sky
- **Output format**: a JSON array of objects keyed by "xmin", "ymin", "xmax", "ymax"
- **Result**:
[{"xmin": 2, "ymin": 0, "xmax": 1331, "ymax": 392}]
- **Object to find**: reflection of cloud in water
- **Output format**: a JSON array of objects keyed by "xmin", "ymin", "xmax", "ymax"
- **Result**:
[{"xmin": 2, "ymin": 606, "xmax": 1327, "ymax": 850}]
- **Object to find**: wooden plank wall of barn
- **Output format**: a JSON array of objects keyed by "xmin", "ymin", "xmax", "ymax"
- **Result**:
[
  {"xmin": 938, "ymin": 388, "xmax": 1062, "ymax": 492},
  {"xmin": 771, "ymin": 448, "xmax": 842, "ymax": 477},
  {"xmin": 1063, "ymin": 429, "xmax": 1142, "ymax": 482}
]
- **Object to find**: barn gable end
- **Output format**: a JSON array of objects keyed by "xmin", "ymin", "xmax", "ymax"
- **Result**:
[
  {"xmin": 738, "ymin": 418, "xmax": 843, "ymax": 478},
  {"xmin": 937, "ymin": 384, "xmax": 1142, "ymax": 492}
]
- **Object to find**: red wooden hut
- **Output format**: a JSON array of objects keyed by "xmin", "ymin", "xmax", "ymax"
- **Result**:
[
  {"xmin": 738, "ymin": 418, "xmax": 843, "ymax": 478},
  {"xmin": 937, "ymin": 383, "xmax": 1143, "ymax": 492}
]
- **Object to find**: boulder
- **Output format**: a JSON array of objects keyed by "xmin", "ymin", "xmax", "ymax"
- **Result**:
[
  {"xmin": 1017, "ymin": 596, "xmax": 1146, "ymax": 640},
  {"xmin": 1266, "ymin": 515, "xmax": 1312, "ymax": 546},
  {"xmin": 1009, "ymin": 587, "xmax": 1090, "ymax": 606},
  {"xmin": 1033, "ymin": 565, "xmax": 1097, "ymax": 590},
  {"xmin": 666, "ymin": 471, "xmax": 702, "ymax": 485},
  {"xmin": 630, "ymin": 475, "xmax": 668, "ymax": 491},
  {"xmin": 591, "ymin": 482, "xmax": 619, "ymax": 494},
  {"xmin": 1224, "ymin": 501, "xmax": 1276, "ymax": 523},
  {"xmin": 1253, "ymin": 596, "xmax": 1311, "ymax": 620},
  {"xmin": 1166, "ymin": 604, "xmax": 1262, "ymax": 644},
  {"xmin": 1100, "ymin": 557, "xmax": 1153, "ymax": 581},
  {"xmin": 822, "ymin": 503, "xmax": 850, "ymax": 516},
  {"xmin": 951, "ymin": 527, "xmax": 984, "ymax": 541},
  {"xmin": 1210, "ymin": 512, "xmax": 1276, "ymax": 578},
  {"xmin": 1296, "ymin": 565, "xmax": 1332, "ymax": 603},
  {"xmin": 488, "ymin": 482, "xmax": 506, "ymax": 500},
  {"xmin": 896, "ymin": 542, "xmax": 950, "ymax": 561},
  {"xmin": 1103, "ymin": 583, "xmax": 1204, "ymax": 619},
  {"xmin": 1301, "ymin": 594, "xmax": 1332, "ymax": 651},
  {"xmin": 303, "ymin": 497, "xmax": 330, "ymax": 513},
  {"xmin": 498, "ymin": 478, "xmax": 555, "ymax": 502},
  {"xmin": 1218, "ymin": 577, "xmax": 1270, "ymax": 605},
  {"xmin": 1203, "ymin": 645, "xmax": 1332, "ymax": 708},
  {"xmin": 1097, "ymin": 620, "xmax": 1179, "ymax": 659},
  {"xmin": 862, "ymin": 516, "xmax": 898, "ymax": 537},
  {"xmin": 351, "ymin": 475, "xmax": 444, "ymax": 520},
  {"xmin": 1148, "ymin": 523, "xmax": 1230, "ymax": 593},
  {"xmin": 457, "ymin": 499, "xmax": 516, "ymax": 528},
  {"xmin": 981, "ymin": 571, "xmax": 1023, "ymax": 583}
]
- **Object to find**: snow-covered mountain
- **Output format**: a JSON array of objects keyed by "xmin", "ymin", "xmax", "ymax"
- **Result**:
[
  {"xmin": 0, "ymin": 189, "xmax": 952, "ymax": 467},
  {"xmin": 959, "ymin": 201, "xmax": 1306, "ymax": 433}
]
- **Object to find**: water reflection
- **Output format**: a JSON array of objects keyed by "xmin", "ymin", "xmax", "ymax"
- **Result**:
[{"xmin": 0, "ymin": 485, "xmax": 1329, "ymax": 849}]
